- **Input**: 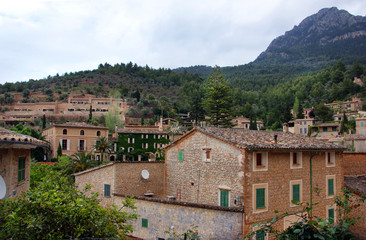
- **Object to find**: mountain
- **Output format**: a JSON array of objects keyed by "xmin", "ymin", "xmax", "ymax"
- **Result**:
[{"xmin": 256, "ymin": 7, "xmax": 366, "ymax": 66}]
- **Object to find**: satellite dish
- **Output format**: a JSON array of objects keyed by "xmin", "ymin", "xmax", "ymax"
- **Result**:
[
  {"xmin": 141, "ymin": 169, "xmax": 150, "ymax": 180},
  {"xmin": 0, "ymin": 175, "xmax": 6, "ymax": 199}
]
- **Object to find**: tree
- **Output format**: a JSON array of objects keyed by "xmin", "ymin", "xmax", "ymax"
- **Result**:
[
  {"xmin": 57, "ymin": 143, "xmax": 62, "ymax": 157},
  {"xmin": 94, "ymin": 136, "xmax": 113, "ymax": 162},
  {"xmin": 297, "ymin": 101, "xmax": 304, "ymax": 119},
  {"xmin": 249, "ymin": 117, "xmax": 257, "ymax": 130},
  {"xmin": 88, "ymin": 105, "xmax": 92, "ymax": 123},
  {"xmin": 203, "ymin": 67, "xmax": 234, "ymax": 128},
  {"xmin": 42, "ymin": 114, "xmax": 46, "ymax": 130},
  {"xmin": 71, "ymin": 151, "xmax": 96, "ymax": 172},
  {"xmin": 283, "ymin": 103, "xmax": 292, "ymax": 123},
  {"xmin": 314, "ymin": 103, "xmax": 333, "ymax": 122},
  {"xmin": 341, "ymin": 113, "xmax": 348, "ymax": 133},
  {"xmin": 0, "ymin": 168, "xmax": 138, "ymax": 239}
]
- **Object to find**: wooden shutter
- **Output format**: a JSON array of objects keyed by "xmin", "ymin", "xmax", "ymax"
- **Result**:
[
  {"xmin": 256, "ymin": 188, "xmax": 265, "ymax": 208},
  {"xmin": 292, "ymin": 184, "xmax": 300, "ymax": 202},
  {"xmin": 328, "ymin": 178, "xmax": 334, "ymax": 195},
  {"xmin": 67, "ymin": 139, "xmax": 70, "ymax": 150},
  {"xmin": 328, "ymin": 208, "xmax": 335, "ymax": 224},
  {"xmin": 142, "ymin": 218, "xmax": 148, "ymax": 228},
  {"xmin": 104, "ymin": 184, "xmax": 111, "ymax": 197},
  {"xmin": 220, "ymin": 190, "xmax": 229, "ymax": 207},
  {"xmin": 18, "ymin": 157, "xmax": 26, "ymax": 183},
  {"xmin": 178, "ymin": 151, "xmax": 183, "ymax": 162}
]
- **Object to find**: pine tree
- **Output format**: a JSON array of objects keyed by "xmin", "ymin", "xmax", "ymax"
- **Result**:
[
  {"xmin": 297, "ymin": 101, "xmax": 304, "ymax": 119},
  {"xmin": 57, "ymin": 143, "xmax": 62, "ymax": 157},
  {"xmin": 88, "ymin": 105, "xmax": 92, "ymax": 123},
  {"xmin": 204, "ymin": 67, "xmax": 234, "ymax": 128},
  {"xmin": 42, "ymin": 114, "xmax": 46, "ymax": 129}
]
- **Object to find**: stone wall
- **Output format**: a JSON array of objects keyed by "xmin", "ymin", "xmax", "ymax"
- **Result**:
[
  {"xmin": 165, "ymin": 131, "xmax": 245, "ymax": 207},
  {"xmin": 114, "ymin": 195, "xmax": 243, "ymax": 240},
  {"xmin": 343, "ymin": 152, "xmax": 366, "ymax": 175},
  {"xmin": 74, "ymin": 162, "xmax": 165, "ymax": 205},
  {"xmin": 349, "ymin": 193, "xmax": 366, "ymax": 239}
]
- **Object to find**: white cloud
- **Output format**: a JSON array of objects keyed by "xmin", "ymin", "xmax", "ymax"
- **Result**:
[{"xmin": 0, "ymin": 0, "xmax": 365, "ymax": 83}]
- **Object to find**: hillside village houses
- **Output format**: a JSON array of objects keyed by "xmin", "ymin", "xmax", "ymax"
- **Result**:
[
  {"xmin": 0, "ymin": 128, "xmax": 46, "ymax": 200},
  {"xmin": 0, "ymin": 95, "xmax": 129, "ymax": 124},
  {"xmin": 75, "ymin": 127, "xmax": 345, "ymax": 239}
]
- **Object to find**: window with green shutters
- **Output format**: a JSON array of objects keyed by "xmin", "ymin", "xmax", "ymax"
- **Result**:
[
  {"xmin": 256, "ymin": 188, "xmax": 265, "ymax": 209},
  {"xmin": 141, "ymin": 218, "xmax": 148, "ymax": 228},
  {"xmin": 104, "ymin": 184, "xmax": 111, "ymax": 197},
  {"xmin": 328, "ymin": 178, "xmax": 334, "ymax": 196},
  {"xmin": 18, "ymin": 157, "xmax": 26, "ymax": 183},
  {"xmin": 292, "ymin": 184, "xmax": 300, "ymax": 202},
  {"xmin": 256, "ymin": 229, "xmax": 265, "ymax": 240},
  {"xmin": 178, "ymin": 151, "xmax": 183, "ymax": 162},
  {"xmin": 220, "ymin": 189, "xmax": 229, "ymax": 207},
  {"xmin": 328, "ymin": 208, "xmax": 335, "ymax": 224}
]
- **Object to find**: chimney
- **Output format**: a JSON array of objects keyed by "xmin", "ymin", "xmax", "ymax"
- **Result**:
[
  {"xmin": 283, "ymin": 123, "xmax": 288, "ymax": 133},
  {"xmin": 158, "ymin": 116, "xmax": 163, "ymax": 132},
  {"xmin": 274, "ymin": 134, "xmax": 278, "ymax": 144}
]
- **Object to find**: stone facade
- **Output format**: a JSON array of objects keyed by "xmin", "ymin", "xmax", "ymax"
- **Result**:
[
  {"xmin": 114, "ymin": 195, "xmax": 243, "ymax": 240},
  {"xmin": 342, "ymin": 152, "xmax": 366, "ymax": 176},
  {"xmin": 74, "ymin": 162, "xmax": 165, "ymax": 206},
  {"xmin": 42, "ymin": 123, "xmax": 109, "ymax": 159}
]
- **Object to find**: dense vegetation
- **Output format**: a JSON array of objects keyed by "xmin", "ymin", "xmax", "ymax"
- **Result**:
[{"xmin": 1, "ymin": 60, "xmax": 365, "ymax": 130}]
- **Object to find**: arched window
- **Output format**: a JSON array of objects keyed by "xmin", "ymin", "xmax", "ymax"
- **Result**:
[
  {"xmin": 63, "ymin": 129, "xmax": 67, "ymax": 135},
  {"xmin": 97, "ymin": 131, "xmax": 101, "ymax": 136},
  {"xmin": 80, "ymin": 130, "xmax": 84, "ymax": 135}
]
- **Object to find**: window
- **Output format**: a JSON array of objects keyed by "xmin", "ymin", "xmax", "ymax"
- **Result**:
[
  {"xmin": 78, "ymin": 140, "xmax": 85, "ymax": 151},
  {"xmin": 326, "ymin": 175, "xmax": 336, "ymax": 198},
  {"xmin": 178, "ymin": 151, "xmax": 183, "ymax": 162},
  {"xmin": 95, "ymin": 155, "xmax": 100, "ymax": 161},
  {"xmin": 361, "ymin": 121, "xmax": 364, "ymax": 127},
  {"xmin": 104, "ymin": 184, "xmax": 111, "ymax": 197},
  {"xmin": 300, "ymin": 128, "xmax": 302, "ymax": 134},
  {"xmin": 141, "ymin": 134, "xmax": 148, "ymax": 139},
  {"xmin": 128, "ymin": 147, "xmax": 134, "ymax": 153},
  {"xmin": 361, "ymin": 131, "xmax": 365, "ymax": 134},
  {"xmin": 253, "ymin": 152, "xmax": 268, "ymax": 171},
  {"xmin": 327, "ymin": 205, "xmax": 336, "ymax": 224},
  {"xmin": 142, "ymin": 143, "xmax": 148, "ymax": 149},
  {"xmin": 141, "ymin": 218, "xmax": 148, "ymax": 228},
  {"xmin": 80, "ymin": 130, "xmax": 84, "ymax": 135},
  {"xmin": 97, "ymin": 131, "xmax": 101, "ymax": 136},
  {"xmin": 203, "ymin": 148, "xmax": 211, "ymax": 162},
  {"xmin": 128, "ymin": 138, "xmax": 135, "ymax": 144},
  {"xmin": 326, "ymin": 152, "xmax": 335, "ymax": 167},
  {"xmin": 220, "ymin": 189, "xmax": 229, "ymax": 207},
  {"xmin": 290, "ymin": 180, "xmax": 302, "ymax": 206},
  {"xmin": 61, "ymin": 139, "xmax": 69, "ymax": 150},
  {"xmin": 304, "ymin": 128, "xmax": 307, "ymax": 134},
  {"xmin": 290, "ymin": 152, "xmax": 302, "ymax": 169},
  {"xmin": 253, "ymin": 183, "xmax": 268, "ymax": 212},
  {"xmin": 63, "ymin": 129, "xmax": 67, "ymax": 135},
  {"xmin": 18, "ymin": 157, "xmax": 26, "ymax": 183},
  {"xmin": 154, "ymin": 143, "xmax": 157, "ymax": 148}
]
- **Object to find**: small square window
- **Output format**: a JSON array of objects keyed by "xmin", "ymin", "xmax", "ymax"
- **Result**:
[
  {"xmin": 203, "ymin": 148, "xmax": 211, "ymax": 162},
  {"xmin": 253, "ymin": 152, "xmax": 268, "ymax": 171},
  {"xmin": 142, "ymin": 218, "xmax": 148, "ymax": 228},
  {"xmin": 220, "ymin": 189, "xmax": 229, "ymax": 207},
  {"xmin": 326, "ymin": 152, "xmax": 335, "ymax": 167},
  {"xmin": 178, "ymin": 151, "xmax": 183, "ymax": 162},
  {"xmin": 104, "ymin": 184, "xmax": 111, "ymax": 197},
  {"xmin": 290, "ymin": 152, "xmax": 302, "ymax": 169}
]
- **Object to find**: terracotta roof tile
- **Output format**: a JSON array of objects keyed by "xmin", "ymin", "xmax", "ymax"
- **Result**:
[
  {"xmin": 0, "ymin": 128, "xmax": 47, "ymax": 146},
  {"xmin": 195, "ymin": 127, "xmax": 345, "ymax": 151},
  {"xmin": 45, "ymin": 122, "xmax": 108, "ymax": 130}
]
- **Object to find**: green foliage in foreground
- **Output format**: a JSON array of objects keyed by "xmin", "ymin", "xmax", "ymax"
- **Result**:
[
  {"xmin": 0, "ymin": 168, "xmax": 138, "ymax": 240},
  {"xmin": 244, "ymin": 188, "xmax": 365, "ymax": 240}
]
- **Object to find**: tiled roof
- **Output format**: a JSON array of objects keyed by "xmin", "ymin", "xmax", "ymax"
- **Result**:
[
  {"xmin": 344, "ymin": 134, "xmax": 366, "ymax": 140},
  {"xmin": 117, "ymin": 127, "xmax": 168, "ymax": 134},
  {"xmin": 0, "ymin": 128, "xmax": 47, "ymax": 147},
  {"xmin": 185, "ymin": 127, "xmax": 345, "ymax": 151},
  {"xmin": 312, "ymin": 123, "xmax": 341, "ymax": 127},
  {"xmin": 344, "ymin": 175, "xmax": 366, "ymax": 196},
  {"xmin": 44, "ymin": 122, "xmax": 108, "ymax": 130}
]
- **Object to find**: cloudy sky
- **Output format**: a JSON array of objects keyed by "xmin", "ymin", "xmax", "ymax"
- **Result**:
[{"xmin": 0, "ymin": 0, "xmax": 365, "ymax": 84}]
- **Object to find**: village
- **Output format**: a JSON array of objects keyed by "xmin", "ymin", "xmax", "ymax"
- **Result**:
[{"xmin": 1, "ymin": 90, "xmax": 366, "ymax": 239}]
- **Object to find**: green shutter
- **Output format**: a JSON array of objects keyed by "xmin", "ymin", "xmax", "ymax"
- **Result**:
[
  {"xmin": 178, "ymin": 151, "xmax": 183, "ymax": 162},
  {"xmin": 18, "ymin": 157, "xmax": 26, "ymax": 183},
  {"xmin": 220, "ymin": 190, "xmax": 229, "ymax": 207},
  {"xmin": 256, "ymin": 188, "xmax": 265, "ymax": 209},
  {"xmin": 256, "ymin": 229, "xmax": 265, "ymax": 240},
  {"xmin": 328, "ymin": 178, "xmax": 334, "ymax": 195},
  {"xmin": 328, "ymin": 208, "xmax": 335, "ymax": 224},
  {"xmin": 292, "ymin": 184, "xmax": 300, "ymax": 202},
  {"xmin": 142, "ymin": 218, "xmax": 148, "ymax": 228},
  {"xmin": 104, "ymin": 184, "xmax": 111, "ymax": 197}
]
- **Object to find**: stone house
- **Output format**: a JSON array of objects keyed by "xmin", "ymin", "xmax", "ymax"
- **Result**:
[
  {"xmin": 310, "ymin": 122, "xmax": 341, "ymax": 137},
  {"xmin": 0, "ymin": 128, "xmax": 46, "ymax": 199},
  {"xmin": 325, "ymin": 97, "xmax": 363, "ymax": 114},
  {"xmin": 284, "ymin": 118, "xmax": 315, "ymax": 135},
  {"xmin": 232, "ymin": 116, "xmax": 264, "ymax": 130},
  {"xmin": 42, "ymin": 123, "xmax": 109, "ymax": 160},
  {"xmin": 164, "ymin": 127, "xmax": 345, "ymax": 238},
  {"xmin": 75, "ymin": 127, "xmax": 345, "ymax": 239}
]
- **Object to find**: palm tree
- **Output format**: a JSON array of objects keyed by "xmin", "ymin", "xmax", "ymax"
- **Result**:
[
  {"xmin": 71, "ymin": 151, "xmax": 94, "ymax": 172},
  {"xmin": 94, "ymin": 136, "xmax": 112, "ymax": 162}
]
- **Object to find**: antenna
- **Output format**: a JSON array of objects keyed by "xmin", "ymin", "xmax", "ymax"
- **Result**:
[
  {"xmin": 0, "ymin": 175, "xmax": 6, "ymax": 199},
  {"xmin": 141, "ymin": 169, "xmax": 150, "ymax": 180}
]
